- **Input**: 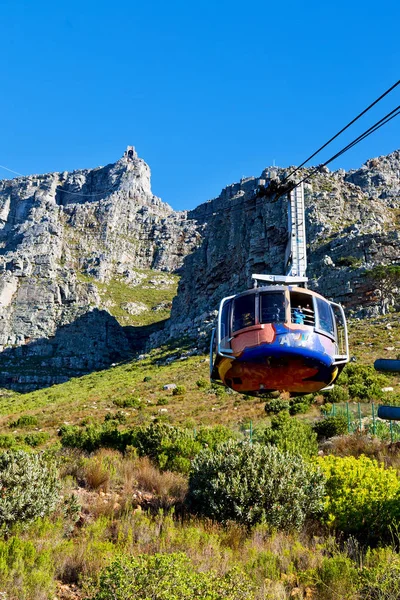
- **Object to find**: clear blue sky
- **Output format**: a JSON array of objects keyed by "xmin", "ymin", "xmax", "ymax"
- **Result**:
[{"xmin": 1, "ymin": 0, "xmax": 399, "ymax": 210}]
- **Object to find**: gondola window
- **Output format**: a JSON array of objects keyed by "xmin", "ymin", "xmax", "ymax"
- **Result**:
[
  {"xmin": 233, "ymin": 295, "xmax": 256, "ymax": 332},
  {"xmin": 260, "ymin": 292, "xmax": 285, "ymax": 324},
  {"xmin": 315, "ymin": 297, "xmax": 335, "ymax": 337}
]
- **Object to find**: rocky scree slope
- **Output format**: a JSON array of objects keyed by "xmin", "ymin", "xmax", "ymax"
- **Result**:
[
  {"xmin": 0, "ymin": 149, "xmax": 200, "ymax": 389},
  {"xmin": 160, "ymin": 151, "xmax": 400, "ymax": 346}
]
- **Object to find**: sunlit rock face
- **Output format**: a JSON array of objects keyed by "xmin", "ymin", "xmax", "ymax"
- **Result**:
[
  {"xmin": 0, "ymin": 148, "xmax": 200, "ymax": 389},
  {"xmin": 159, "ymin": 152, "xmax": 400, "ymax": 346}
]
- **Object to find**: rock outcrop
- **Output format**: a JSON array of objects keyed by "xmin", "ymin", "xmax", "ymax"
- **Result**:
[
  {"xmin": 0, "ymin": 148, "xmax": 200, "ymax": 389},
  {"xmin": 161, "ymin": 152, "xmax": 400, "ymax": 346}
]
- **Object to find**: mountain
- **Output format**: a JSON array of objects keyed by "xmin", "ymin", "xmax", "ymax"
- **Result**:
[
  {"xmin": 0, "ymin": 147, "xmax": 399, "ymax": 390},
  {"xmin": 163, "ymin": 152, "xmax": 400, "ymax": 344},
  {"xmin": 0, "ymin": 148, "xmax": 200, "ymax": 389}
]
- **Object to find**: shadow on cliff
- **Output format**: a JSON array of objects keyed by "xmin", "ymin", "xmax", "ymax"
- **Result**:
[{"xmin": 0, "ymin": 308, "xmax": 167, "ymax": 392}]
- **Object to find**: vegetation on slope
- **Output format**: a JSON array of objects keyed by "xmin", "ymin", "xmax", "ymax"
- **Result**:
[
  {"xmin": 0, "ymin": 313, "xmax": 399, "ymax": 598},
  {"xmin": 77, "ymin": 268, "xmax": 179, "ymax": 326}
]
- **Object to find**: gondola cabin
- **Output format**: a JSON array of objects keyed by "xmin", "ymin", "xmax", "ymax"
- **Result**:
[{"xmin": 210, "ymin": 277, "xmax": 349, "ymax": 395}]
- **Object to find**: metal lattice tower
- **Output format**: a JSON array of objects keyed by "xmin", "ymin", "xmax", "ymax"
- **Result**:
[{"xmin": 285, "ymin": 182, "xmax": 307, "ymax": 278}]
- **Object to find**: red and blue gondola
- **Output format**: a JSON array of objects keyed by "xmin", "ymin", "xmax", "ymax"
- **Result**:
[{"xmin": 210, "ymin": 284, "xmax": 349, "ymax": 395}]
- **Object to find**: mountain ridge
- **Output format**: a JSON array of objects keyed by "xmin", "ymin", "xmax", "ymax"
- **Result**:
[{"xmin": 0, "ymin": 147, "xmax": 399, "ymax": 389}]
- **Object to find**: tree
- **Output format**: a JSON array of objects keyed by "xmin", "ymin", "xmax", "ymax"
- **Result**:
[{"xmin": 365, "ymin": 265, "xmax": 400, "ymax": 314}]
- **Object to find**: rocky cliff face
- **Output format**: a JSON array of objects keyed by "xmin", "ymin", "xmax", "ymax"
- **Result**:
[
  {"xmin": 1, "ymin": 147, "xmax": 399, "ymax": 389},
  {"xmin": 0, "ymin": 148, "xmax": 200, "ymax": 389},
  {"xmin": 163, "ymin": 151, "xmax": 400, "ymax": 345}
]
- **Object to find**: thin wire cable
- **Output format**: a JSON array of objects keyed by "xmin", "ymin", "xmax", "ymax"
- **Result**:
[
  {"xmin": 38, "ymin": 183, "xmax": 119, "ymax": 197},
  {"xmin": 320, "ymin": 108, "xmax": 400, "ymax": 166},
  {"xmin": 281, "ymin": 79, "xmax": 400, "ymax": 184},
  {"xmin": 0, "ymin": 165, "xmax": 24, "ymax": 177}
]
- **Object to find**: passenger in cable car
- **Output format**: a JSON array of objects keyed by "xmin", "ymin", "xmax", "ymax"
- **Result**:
[
  {"xmin": 261, "ymin": 293, "xmax": 285, "ymax": 323},
  {"xmin": 293, "ymin": 306, "xmax": 305, "ymax": 324}
]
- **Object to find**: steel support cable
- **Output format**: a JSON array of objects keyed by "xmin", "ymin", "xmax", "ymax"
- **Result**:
[
  {"xmin": 280, "ymin": 79, "xmax": 400, "ymax": 185},
  {"xmin": 205, "ymin": 102, "xmax": 400, "ymax": 216},
  {"xmin": 317, "ymin": 107, "xmax": 400, "ymax": 167},
  {"xmin": 279, "ymin": 104, "xmax": 400, "ymax": 200},
  {"xmin": 192, "ymin": 102, "xmax": 400, "ymax": 218},
  {"xmin": 203, "ymin": 103, "xmax": 400, "ymax": 215}
]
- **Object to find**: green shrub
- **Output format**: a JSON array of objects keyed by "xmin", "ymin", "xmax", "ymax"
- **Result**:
[
  {"xmin": 291, "ymin": 393, "xmax": 314, "ymax": 405},
  {"xmin": 289, "ymin": 394, "xmax": 314, "ymax": 415},
  {"xmin": 345, "ymin": 364, "xmax": 388, "ymax": 401},
  {"xmin": 188, "ymin": 440, "xmax": 325, "ymax": 529},
  {"xmin": 314, "ymin": 555, "xmax": 359, "ymax": 600},
  {"xmin": 0, "ymin": 451, "xmax": 60, "ymax": 528},
  {"xmin": 143, "ymin": 376, "xmax": 152, "ymax": 382},
  {"xmin": 289, "ymin": 401, "xmax": 309, "ymax": 415},
  {"xmin": 23, "ymin": 432, "xmax": 50, "ymax": 447},
  {"xmin": 196, "ymin": 378, "xmax": 209, "ymax": 389},
  {"xmin": 59, "ymin": 422, "xmax": 125, "ymax": 453},
  {"xmin": 317, "ymin": 454, "xmax": 400, "ymax": 539},
  {"xmin": 325, "ymin": 385, "xmax": 349, "ymax": 403},
  {"xmin": 0, "ymin": 431, "xmax": 49, "ymax": 450},
  {"xmin": 104, "ymin": 411, "xmax": 127, "ymax": 424},
  {"xmin": 264, "ymin": 398, "xmax": 290, "ymax": 414},
  {"xmin": 336, "ymin": 256, "xmax": 361, "ymax": 268},
  {"xmin": 134, "ymin": 422, "xmax": 200, "ymax": 473},
  {"xmin": 195, "ymin": 425, "xmax": 236, "ymax": 449},
  {"xmin": 210, "ymin": 383, "xmax": 229, "ymax": 397},
  {"xmin": 9, "ymin": 414, "xmax": 39, "ymax": 428},
  {"xmin": 172, "ymin": 385, "xmax": 186, "ymax": 396},
  {"xmin": 349, "ymin": 382, "xmax": 384, "ymax": 401},
  {"xmin": 60, "ymin": 421, "xmax": 237, "ymax": 474},
  {"xmin": 157, "ymin": 397, "xmax": 169, "ymax": 406},
  {"xmin": 0, "ymin": 535, "xmax": 55, "ymax": 599},
  {"xmin": 313, "ymin": 415, "xmax": 348, "ymax": 440},
  {"xmin": 0, "ymin": 434, "xmax": 18, "ymax": 449},
  {"xmin": 113, "ymin": 396, "xmax": 142, "ymax": 408},
  {"xmin": 264, "ymin": 411, "xmax": 318, "ymax": 459},
  {"xmin": 90, "ymin": 552, "xmax": 255, "ymax": 600}
]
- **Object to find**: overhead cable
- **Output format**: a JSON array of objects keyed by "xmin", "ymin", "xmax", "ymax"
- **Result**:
[
  {"xmin": 199, "ymin": 101, "xmax": 400, "ymax": 217},
  {"xmin": 281, "ymin": 79, "xmax": 400, "ymax": 184},
  {"xmin": 279, "ymin": 103, "xmax": 400, "ymax": 200}
]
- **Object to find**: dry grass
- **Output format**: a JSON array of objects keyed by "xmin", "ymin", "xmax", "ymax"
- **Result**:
[
  {"xmin": 321, "ymin": 432, "xmax": 400, "ymax": 470},
  {"xmin": 124, "ymin": 456, "xmax": 188, "ymax": 511},
  {"xmin": 81, "ymin": 449, "xmax": 123, "ymax": 492}
]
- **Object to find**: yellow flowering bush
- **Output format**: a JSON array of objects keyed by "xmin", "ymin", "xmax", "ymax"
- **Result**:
[{"xmin": 317, "ymin": 454, "xmax": 400, "ymax": 539}]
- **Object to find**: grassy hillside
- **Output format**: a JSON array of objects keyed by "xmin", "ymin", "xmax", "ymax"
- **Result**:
[
  {"xmin": 77, "ymin": 268, "xmax": 180, "ymax": 326},
  {"xmin": 0, "ymin": 345, "xmax": 264, "ymax": 445},
  {"xmin": 0, "ymin": 313, "xmax": 399, "ymax": 600},
  {"xmin": 0, "ymin": 312, "xmax": 399, "ymax": 448}
]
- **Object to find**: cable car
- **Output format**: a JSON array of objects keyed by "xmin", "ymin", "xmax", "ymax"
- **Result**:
[
  {"xmin": 209, "ymin": 182, "xmax": 349, "ymax": 395},
  {"xmin": 210, "ymin": 275, "xmax": 349, "ymax": 395}
]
